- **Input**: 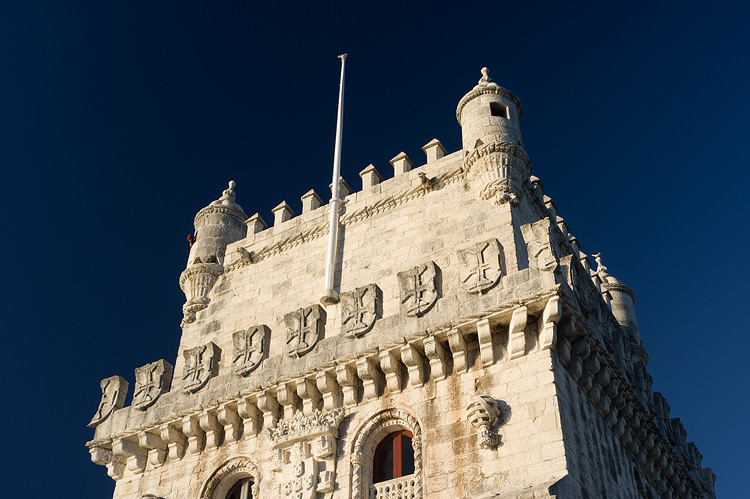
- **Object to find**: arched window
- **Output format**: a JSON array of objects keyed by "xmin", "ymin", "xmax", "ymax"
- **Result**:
[
  {"xmin": 373, "ymin": 430, "xmax": 414, "ymax": 483},
  {"xmin": 226, "ymin": 478, "xmax": 253, "ymax": 499},
  {"xmin": 350, "ymin": 408, "xmax": 423, "ymax": 499},
  {"xmin": 200, "ymin": 457, "xmax": 260, "ymax": 499}
]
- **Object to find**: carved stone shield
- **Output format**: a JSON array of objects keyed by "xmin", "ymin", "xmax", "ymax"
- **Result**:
[
  {"xmin": 232, "ymin": 325, "xmax": 268, "ymax": 376},
  {"xmin": 132, "ymin": 359, "xmax": 173, "ymax": 410},
  {"xmin": 285, "ymin": 305, "xmax": 325, "ymax": 358},
  {"xmin": 458, "ymin": 239, "xmax": 504, "ymax": 294},
  {"xmin": 398, "ymin": 261, "xmax": 439, "ymax": 317},
  {"xmin": 182, "ymin": 342, "xmax": 219, "ymax": 393},
  {"xmin": 88, "ymin": 375, "xmax": 128, "ymax": 427},
  {"xmin": 341, "ymin": 284, "xmax": 380, "ymax": 338}
]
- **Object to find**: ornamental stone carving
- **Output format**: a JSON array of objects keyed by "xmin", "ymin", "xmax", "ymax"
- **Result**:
[
  {"xmin": 232, "ymin": 325, "xmax": 269, "ymax": 376},
  {"xmin": 465, "ymin": 143, "xmax": 530, "ymax": 205},
  {"xmin": 285, "ymin": 305, "xmax": 325, "ymax": 358},
  {"xmin": 88, "ymin": 375, "xmax": 128, "ymax": 427},
  {"xmin": 133, "ymin": 359, "xmax": 173, "ymax": 410},
  {"xmin": 458, "ymin": 239, "xmax": 505, "ymax": 294},
  {"xmin": 466, "ymin": 395, "xmax": 507, "ymax": 449},
  {"xmin": 398, "ymin": 261, "xmax": 439, "ymax": 317},
  {"xmin": 182, "ymin": 342, "xmax": 219, "ymax": 393},
  {"xmin": 267, "ymin": 409, "xmax": 345, "ymax": 498},
  {"xmin": 341, "ymin": 284, "xmax": 381, "ymax": 338}
]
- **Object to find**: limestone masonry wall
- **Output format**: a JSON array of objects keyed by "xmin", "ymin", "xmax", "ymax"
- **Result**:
[{"xmin": 86, "ymin": 68, "xmax": 715, "ymax": 499}]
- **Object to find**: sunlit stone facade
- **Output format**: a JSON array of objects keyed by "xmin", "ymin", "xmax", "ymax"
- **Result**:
[{"xmin": 86, "ymin": 68, "xmax": 716, "ymax": 499}]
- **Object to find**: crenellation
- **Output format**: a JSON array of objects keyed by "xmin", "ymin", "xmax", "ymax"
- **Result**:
[
  {"xmin": 301, "ymin": 189, "xmax": 323, "ymax": 213},
  {"xmin": 271, "ymin": 200, "xmax": 294, "ymax": 226},
  {"xmin": 390, "ymin": 151, "xmax": 414, "ymax": 175},
  {"xmin": 359, "ymin": 164, "xmax": 383, "ymax": 190},
  {"xmin": 422, "ymin": 138, "xmax": 447, "ymax": 164}
]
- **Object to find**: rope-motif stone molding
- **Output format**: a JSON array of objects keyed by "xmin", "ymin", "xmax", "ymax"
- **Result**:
[
  {"xmin": 463, "ymin": 140, "xmax": 530, "ymax": 174},
  {"xmin": 456, "ymin": 85, "xmax": 523, "ymax": 122},
  {"xmin": 224, "ymin": 166, "xmax": 464, "ymax": 273},
  {"xmin": 199, "ymin": 456, "xmax": 261, "ymax": 499},
  {"xmin": 86, "ymin": 292, "xmax": 562, "ymax": 480},
  {"xmin": 193, "ymin": 203, "xmax": 247, "ymax": 228},
  {"xmin": 350, "ymin": 408, "xmax": 423, "ymax": 499},
  {"xmin": 557, "ymin": 315, "xmax": 714, "ymax": 498},
  {"xmin": 340, "ymin": 166, "xmax": 464, "ymax": 226}
]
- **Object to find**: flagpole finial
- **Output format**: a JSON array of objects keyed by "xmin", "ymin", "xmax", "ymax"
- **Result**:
[{"xmin": 338, "ymin": 53, "xmax": 348, "ymax": 60}]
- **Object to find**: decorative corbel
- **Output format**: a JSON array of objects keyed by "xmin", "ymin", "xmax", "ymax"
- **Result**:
[
  {"xmin": 466, "ymin": 395, "xmax": 506, "ymax": 448},
  {"xmin": 356, "ymin": 356, "xmax": 380, "ymax": 402},
  {"xmin": 336, "ymin": 363, "xmax": 359, "ymax": 406},
  {"xmin": 423, "ymin": 335, "xmax": 447, "ymax": 381},
  {"xmin": 139, "ymin": 430, "xmax": 167, "ymax": 467},
  {"xmin": 316, "ymin": 370, "xmax": 342, "ymax": 411},
  {"xmin": 378, "ymin": 349, "xmax": 403, "ymax": 393}
]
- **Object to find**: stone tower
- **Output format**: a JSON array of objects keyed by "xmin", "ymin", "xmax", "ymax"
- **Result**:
[{"xmin": 86, "ymin": 68, "xmax": 715, "ymax": 499}]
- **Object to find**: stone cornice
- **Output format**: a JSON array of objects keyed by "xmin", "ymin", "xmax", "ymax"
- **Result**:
[
  {"xmin": 456, "ymin": 85, "xmax": 523, "ymax": 123},
  {"xmin": 86, "ymin": 281, "xmax": 560, "ymax": 468}
]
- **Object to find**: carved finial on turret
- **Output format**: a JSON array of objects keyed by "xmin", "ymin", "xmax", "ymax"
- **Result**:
[
  {"xmin": 592, "ymin": 253, "xmax": 609, "ymax": 276},
  {"xmin": 217, "ymin": 180, "xmax": 236, "ymax": 203},
  {"xmin": 477, "ymin": 67, "xmax": 498, "ymax": 88}
]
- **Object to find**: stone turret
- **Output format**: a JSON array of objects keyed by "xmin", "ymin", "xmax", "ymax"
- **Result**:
[
  {"xmin": 592, "ymin": 252, "xmax": 642, "ymax": 345},
  {"xmin": 457, "ymin": 68, "xmax": 530, "ymax": 206},
  {"xmin": 179, "ymin": 181, "xmax": 246, "ymax": 325}
]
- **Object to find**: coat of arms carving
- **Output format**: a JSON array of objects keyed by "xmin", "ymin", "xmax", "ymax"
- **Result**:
[
  {"xmin": 286, "ymin": 305, "xmax": 325, "ymax": 358},
  {"xmin": 182, "ymin": 342, "xmax": 219, "ymax": 393},
  {"xmin": 88, "ymin": 375, "xmax": 129, "ymax": 427},
  {"xmin": 232, "ymin": 325, "xmax": 269, "ymax": 376},
  {"xmin": 341, "ymin": 284, "xmax": 381, "ymax": 338},
  {"xmin": 398, "ymin": 261, "xmax": 439, "ymax": 317},
  {"xmin": 458, "ymin": 239, "xmax": 504, "ymax": 294},
  {"xmin": 132, "ymin": 359, "xmax": 173, "ymax": 410},
  {"xmin": 268, "ymin": 409, "xmax": 344, "ymax": 498}
]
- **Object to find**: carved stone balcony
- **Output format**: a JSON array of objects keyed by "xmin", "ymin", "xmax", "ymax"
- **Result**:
[{"xmin": 369, "ymin": 473, "xmax": 419, "ymax": 499}]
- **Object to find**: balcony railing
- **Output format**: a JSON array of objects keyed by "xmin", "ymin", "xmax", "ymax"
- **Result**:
[{"xmin": 369, "ymin": 473, "xmax": 419, "ymax": 499}]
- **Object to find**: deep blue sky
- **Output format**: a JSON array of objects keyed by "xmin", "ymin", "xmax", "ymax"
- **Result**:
[{"xmin": 2, "ymin": 1, "xmax": 747, "ymax": 497}]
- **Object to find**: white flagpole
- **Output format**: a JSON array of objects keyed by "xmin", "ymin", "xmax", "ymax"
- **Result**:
[{"xmin": 321, "ymin": 53, "xmax": 347, "ymax": 305}]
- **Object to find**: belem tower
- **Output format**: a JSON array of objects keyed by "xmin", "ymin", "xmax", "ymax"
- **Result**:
[{"xmin": 86, "ymin": 68, "xmax": 716, "ymax": 499}]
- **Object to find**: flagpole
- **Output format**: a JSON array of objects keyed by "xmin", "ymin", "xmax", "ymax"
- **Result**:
[{"xmin": 321, "ymin": 53, "xmax": 347, "ymax": 305}]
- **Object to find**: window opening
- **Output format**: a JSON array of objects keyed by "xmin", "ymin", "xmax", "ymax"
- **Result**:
[
  {"xmin": 226, "ymin": 478, "xmax": 253, "ymax": 499},
  {"xmin": 373, "ymin": 430, "xmax": 414, "ymax": 483},
  {"xmin": 490, "ymin": 102, "xmax": 508, "ymax": 118}
]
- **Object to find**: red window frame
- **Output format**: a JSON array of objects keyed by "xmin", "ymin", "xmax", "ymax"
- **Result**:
[{"xmin": 373, "ymin": 430, "xmax": 414, "ymax": 483}]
